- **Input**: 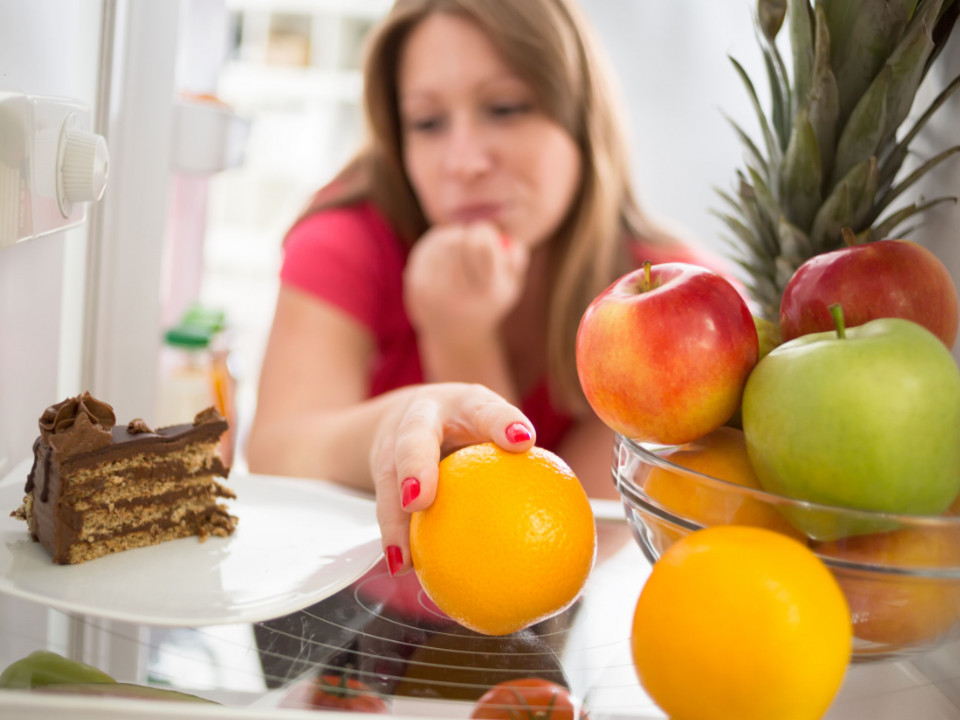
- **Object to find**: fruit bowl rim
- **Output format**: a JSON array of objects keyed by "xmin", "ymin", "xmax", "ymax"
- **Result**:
[{"xmin": 613, "ymin": 433, "xmax": 960, "ymax": 578}]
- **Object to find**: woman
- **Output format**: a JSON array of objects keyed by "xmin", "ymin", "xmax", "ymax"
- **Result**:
[{"xmin": 247, "ymin": 0, "xmax": 706, "ymax": 576}]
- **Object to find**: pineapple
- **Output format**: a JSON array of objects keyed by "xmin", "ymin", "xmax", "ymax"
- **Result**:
[{"xmin": 719, "ymin": 0, "xmax": 960, "ymax": 322}]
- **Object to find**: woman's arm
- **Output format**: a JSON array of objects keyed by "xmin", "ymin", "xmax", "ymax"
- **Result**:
[
  {"xmin": 247, "ymin": 285, "xmax": 536, "ymax": 575},
  {"xmin": 247, "ymin": 285, "xmax": 386, "ymax": 488}
]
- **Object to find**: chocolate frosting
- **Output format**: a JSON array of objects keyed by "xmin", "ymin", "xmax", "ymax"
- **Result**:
[
  {"xmin": 39, "ymin": 392, "xmax": 116, "ymax": 457},
  {"xmin": 127, "ymin": 418, "xmax": 153, "ymax": 434},
  {"xmin": 193, "ymin": 406, "xmax": 223, "ymax": 426}
]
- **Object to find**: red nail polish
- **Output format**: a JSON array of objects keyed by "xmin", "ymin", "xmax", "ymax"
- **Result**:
[
  {"xmin": 386, "ymin": 545, "xmax": 403, "ymax": 576},
  {"xmin": 505, "ymin": 422, "xmax": 532, "ymax": 444},
  {"xmin": 401, "ymin": 477, "xmax": 420, "ymax": 508}
]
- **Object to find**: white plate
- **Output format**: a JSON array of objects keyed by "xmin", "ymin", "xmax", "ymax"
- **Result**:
[{"xmin": 0, "ymin": 466, "xmax": 383, "ymax": 627}]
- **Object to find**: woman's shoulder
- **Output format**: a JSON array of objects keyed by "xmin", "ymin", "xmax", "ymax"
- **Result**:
[
  {"xmin": 280, "ymin": 201, "xmax": 407, "ymax": 293},
  {"xmin": 285, "ymin": 201, "xmax": 400, "ymax": 250},
  {"xmin": 279, "ymin": 201, "xmax": 407, "ymax": 329}
]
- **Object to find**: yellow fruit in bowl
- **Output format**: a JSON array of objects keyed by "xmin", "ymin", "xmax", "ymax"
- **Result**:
[
  {"xmin": 817, "ymin": 526, "xmax": 960, "ymax": 650},
  {"xmin": 632, "ymin": 526, "xmax": 851, "ymax": 720},
  {"xmin": 642, "ymin": 427, "xmax": 807, "ymax": 553},
  {"xmin": 410, "ymin": 443, "xmax": 596, "ymax": 636}
]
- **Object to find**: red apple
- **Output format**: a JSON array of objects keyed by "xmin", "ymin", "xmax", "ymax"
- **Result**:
[
  {"xmin": 576, "ymin": 262, "xmax": 758, "ymax": 445},
  {"xmin": 779, "ymin": 238, "xmax": 959, "ymax": 349},
  {"xmin": 817, "ymin": 526, "xmax": 960, "ymax": 648}
]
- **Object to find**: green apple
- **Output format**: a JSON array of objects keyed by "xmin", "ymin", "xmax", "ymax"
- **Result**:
[
  {"xmin": 742, "ymin": 309, "xmax": 960, "ymax": 540},
  {"xmin": 754, "ymin": 315, "xmax": 782, "ymax": 361}
]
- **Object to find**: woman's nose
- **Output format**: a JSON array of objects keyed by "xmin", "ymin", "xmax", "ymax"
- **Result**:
[{"xmin": 443, "ymin": 117, "xmax": 492, "ymax": 179}]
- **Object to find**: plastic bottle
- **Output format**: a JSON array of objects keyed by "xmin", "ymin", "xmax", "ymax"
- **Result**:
[{"xmin": 156, "ymin": 305, "xmax": 236, "ymax": 466}]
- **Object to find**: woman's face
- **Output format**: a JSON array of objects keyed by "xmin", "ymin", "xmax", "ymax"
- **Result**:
[{"xmin": 397, "ymin": 12, "xmax": 582, "ymax": 248}]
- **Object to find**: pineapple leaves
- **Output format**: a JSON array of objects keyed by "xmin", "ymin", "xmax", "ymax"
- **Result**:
[
  {"xmin": 789, "ymin": 0, "xmax": 816, "ymax": 105},
  {"xmin": 925, "ymin": 0, "xmax": 959, "ymax": 78},
  {"xmin": 865, "ymin": 196, "xmax": 958, "ymax": 242},
  {"xmin": 758, "ymin": 0, "xmax": 793, "ymax": 149},
  {"xmin": 823, "ymin": 0, "xmax": 918, "ymax": 126},
  {"xmin": 761, "ymin": 40, "xmax": 792, "ymax": 152},
  {"xmin": 877, "ymin": 72, "xmax": 960, "ymax": 191},
  {"xmin": 811, "ymin": 156, "xmax": 879, "ymax": 252},
  {"xmin": 729, "ymin": 56, "xmax": 783, "ymax": 171},
  {"xmin": 722, "ymin": 112, "xmax": 769, "ymax": 175},
  {"xmin": 717, "ymin": 0, "xmax": 959, "ymax": 323},
  {"xmin": 776, "ymin": 218, "xmax": 814, "ymax": 289},
  {"xmin": 805, "ymin": 4, "xmax": 840, "ymax": 182},
  {"xmin": 873, "ymin": 144, "xmax": 960, "ymax": 221},
  {"xmin": 780, "ymin": 109, "xmax": 822, "ymax": 229},
  {"xmin": 831, "ymin": 0, "xmax": 940, "ymax": 186},
  {"xmin": 758, "ymin": 0, "xmax": 788, "ymax": 40},
  {"xmin": 737, "ymin": 171, "xmax": 781, "ymax": 257},
  {"xmin": 713, "ymin": 209, "xmax": 773, "ymax": 265}
]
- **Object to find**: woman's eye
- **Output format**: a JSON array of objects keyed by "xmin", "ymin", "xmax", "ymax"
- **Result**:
[
  {"xmin": 406, "ymin": 116, "xmax": 445, "ymax": 133},
  {"xmin": 489, "ymin": 102, "xmax": 531, "ymax": 119}
]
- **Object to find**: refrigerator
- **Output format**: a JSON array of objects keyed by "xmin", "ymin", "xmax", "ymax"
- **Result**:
[{"xmin": 2, "ymin": 1, "xmax": 960, "ymax": 718}]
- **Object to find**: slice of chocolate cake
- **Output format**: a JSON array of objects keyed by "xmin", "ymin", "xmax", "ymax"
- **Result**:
[{"xmin": 12, "ymin": 392, "xmax": 236, "ymax": 564}]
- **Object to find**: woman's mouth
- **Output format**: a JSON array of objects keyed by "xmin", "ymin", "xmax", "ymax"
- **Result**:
[{"xmin": 450, "ymin": 203, "xmax": 503, "ymax": 223}]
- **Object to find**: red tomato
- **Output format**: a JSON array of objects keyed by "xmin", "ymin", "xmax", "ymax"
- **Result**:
[
  {"xmin": 308, "ymin": 673, "xmax": 389, "ymax": 714},
  {"xmin": 471, "ymin": 678, "xmax": 585, "ymax": 720}
]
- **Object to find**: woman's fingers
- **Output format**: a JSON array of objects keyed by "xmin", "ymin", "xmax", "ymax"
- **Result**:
[
  {"xmin": 369, "ymin": 419, "xmax": 411, "ymax": 576},
  {"xmin": 447, "ymin": 384, "xmax": 536, "ymax": 452},
  {"xmin": 460, "ymin": 223, "xmax": 499, "ymax": 289},
  {"xmin": 370, "ymin": 384, "xmax": 536, "ymax": 576},
  {"xmin": 395, "ymin": 384, "xmax": 536, "ymax": 511}
]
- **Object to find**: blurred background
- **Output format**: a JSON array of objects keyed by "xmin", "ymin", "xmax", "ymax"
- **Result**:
[
  {"xmin": 167, "ymin": 0, "xmax": 777, "ymax": 470},
  {"xmin": 1, "ymin": 0, "xmax": 959, "ymax": 707}
]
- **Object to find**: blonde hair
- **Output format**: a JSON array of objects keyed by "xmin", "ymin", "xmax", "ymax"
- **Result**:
[{"xmin": 298, "ymin": 0, "xmax": 680, "ymax": 413}]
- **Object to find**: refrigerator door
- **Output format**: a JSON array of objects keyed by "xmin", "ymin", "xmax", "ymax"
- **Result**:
[
  {"xmin": 0, "ymin": 0, "xmax": 180, "ymax": 685},
  {"xmin": 0, "ymin": 0, "xmax": 107, "ymax": 678}
]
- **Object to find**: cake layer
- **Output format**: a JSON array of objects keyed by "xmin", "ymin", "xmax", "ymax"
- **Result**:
[
  {"xmin": 69, "ymin": 478, "xmax": 234, "ymax": 513},
  {"xmin": 74, "ymin": 502, "xmax": 235, "ymax": 544},
  {"xmin": 60, "ymin": 509, "xmax": 236, "ymax": 564},
  {"xmin": 62, "ymin": 480, "xmax": 234, "ymax": 539}
]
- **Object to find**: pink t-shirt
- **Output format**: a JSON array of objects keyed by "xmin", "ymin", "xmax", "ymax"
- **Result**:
[
  {"xmin": 280, "ymin": 203, "xmax": 576, "ymax": 449},
  {"xmin": 279, "ymin": 203, "xmax": 724, "ymax": 451}
]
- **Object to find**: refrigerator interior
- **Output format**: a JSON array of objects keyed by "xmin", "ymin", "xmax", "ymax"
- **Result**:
[{"xmin": 2, "ymin": 1, "xmax": 960, "ymax": 718}]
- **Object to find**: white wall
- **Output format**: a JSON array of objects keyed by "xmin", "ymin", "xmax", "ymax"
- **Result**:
[{"xmin": 581, "ymin": 0, "xmax": 762, "ymax": 256}]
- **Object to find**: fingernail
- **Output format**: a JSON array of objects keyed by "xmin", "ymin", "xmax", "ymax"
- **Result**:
[
  {"xmin": 500, "ymin": 233, "xmax": 511, "ymax": 249},
  {"xmin": 401, "ymin": 477, "xmax": 421, "ymax": 508},
  {"xmin": 505, "ymin": 422, "xmax": 532, "ymax": 444},
  {"xmin": 386, "ymin": 545, "xmax": 403, "ymax": 576}
]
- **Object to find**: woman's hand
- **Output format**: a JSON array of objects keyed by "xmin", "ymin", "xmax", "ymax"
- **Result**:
[
  {"xmin": 368, "ymin": 382, "xmax": 536, "ymax": 576},
  {"xmin": 403, "ymin": 222, "xmax": 530, "ymax": 343}
]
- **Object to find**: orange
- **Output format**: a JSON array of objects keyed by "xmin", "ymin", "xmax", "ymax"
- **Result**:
[
  {"xmin": 409, "ymin": 443, "xmax": 596, "ymax": 636},
  {"xmin": 643, "ymin": 427, "xmax": 807, "ymax": 553},
  {"xmin": 817, "ymin": 526, "xmax": 960, "ymax": 649},
  {"xmin": 632, "ymin": 526, "xmax": 851, "ymax": 720}
]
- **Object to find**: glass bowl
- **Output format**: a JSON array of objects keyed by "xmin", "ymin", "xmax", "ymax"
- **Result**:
[{"xmin": 613, "ymin": 432, "xmax": 960, "ymax": 662}]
